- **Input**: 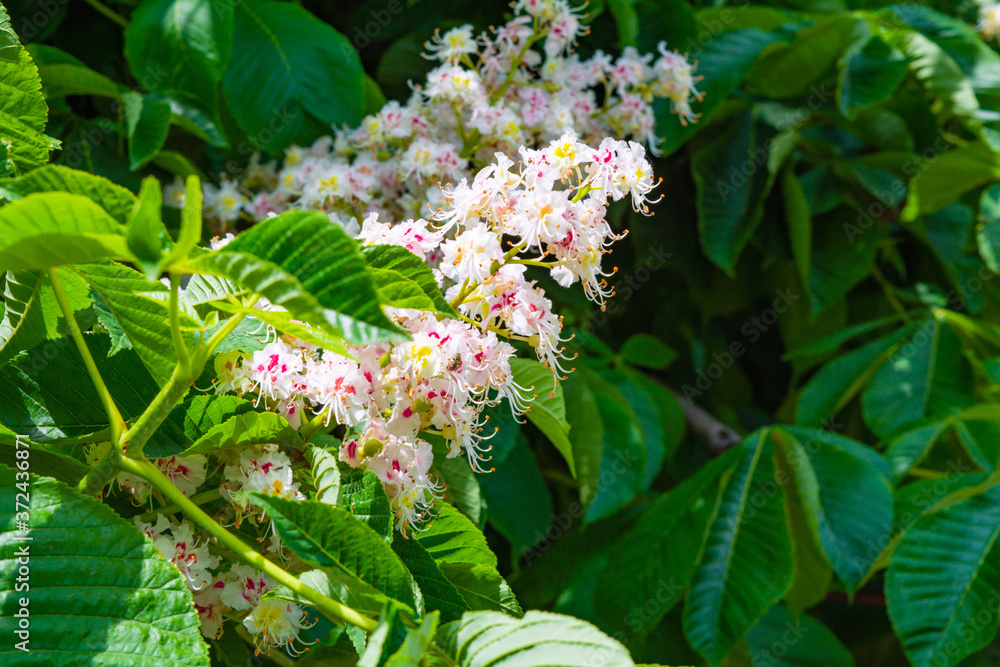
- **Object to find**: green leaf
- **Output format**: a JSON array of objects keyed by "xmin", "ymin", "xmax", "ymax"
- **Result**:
[
  {"xmin": 510, "ymin": 358, "xmax": 573, "ymax": 474},
  {"xmin": 745, "ymin": 16, "xmax": 865, "ymax": 99},
  {"xmin": 225, "ymin": 210, "xmax": 402, "ymax": 344},
  {"xmin": 619, "ymin": 333, "xmax": 677, "ymax": 370},
  {"xmin": 795, "ymin": 324, "xmax": 915, "ymax": 427},
  {"xmin": 0, "ymin": 467, "xmax": 210, "ymax": 666},
  {"xmin": 904, "ymin": 141, "xmax": 1000, "ymax": 219},
  {"xmin": 178, "ymin": 411, "xmax": 303, "ymax": 456},
  {"xmin": 607, "ymin": 0, "xmax": 639, "ymax": 46},
  {"xmin": 416, "ymin": 501, "xmax": 521, "ymax": 616},
  {"xmin": 772, "ymin": 430, "xmax": 833, "ymax": 614},
  {"xmin": 887, "ymin": 482, "xmax": 1000, "ymax": 667},
  {"xmin": 362, "ymin": 244, "xmax": 457, "ymax": 317},
  {"xmin": 782, "ymin": 170, "xmax": 812, "ymax": 295},
  {"xmin": 419, "ymin": 502, "xmax": 496, "ymax": 567},
  {"xmin": 811, "ymin": 205, "xmax": 886, "ymax": 317},
  {"xmin": 223, "ymin": 0, "xmax": 365, "ymax": 153},
  {"xmin": 0, "ymin": 429, "xmax": 88, "ymax": 485},
  {"xmin": 72, "ymin": 261, "xmax": 197, "ymax": 386},
  {"xmin": 0, "ymin": 165, "xmax": 136, "ymax": 223},
  {"xmin": 683, "ymin": 429, "xmax": 794, "ymax": 666},
  {"xmin": 837, "ymin": 34, "xmax": 909, "ymax": 115},
  {"xmin": 0, "ymin": 6, "xmax": 19, "ymax": 62},
  {"xmin": 124, "ymin": 0, "xmax": 233, "ymax": 109},
  {"xmin": 306, "ymin": 443, "xmax": 342, "ymax": 505},
  {"xmin": 427, "ymin": 435, "xmax": 483, "ymax": 527},
  {"xmin": 0, "ymin": 269, "xmax": 92, "ymax": 366},
  {"xmin": 692, "ymin": 108, "xmax": 769, "ymax": 275},
  {"xmin": 146, "ymin": 393, "xmax": 256, "ymax": 458},
  {"xmin": 385, "ymin": 611, "xmax": 438, "ymax": 667},
  {"xmin": 175, "ymin": 175, "xmax": 203, "ymax": 260},
  {"xmin": 0, "ymin": 43, "xmax": 57, "ymax": 172},
  {"xmin": 0, "ymin": 193, "xmax": 131, "ymax": 271},
  {"xmin": 339, "ymin": 461, "xmax": 394, "ymax": 539},
  {"xmin": 654, "ymin": 29, "xmax": 781, "ymax": 156},
  {"xmin": 253, "ymin": 495, "xmax": 418, "ymax": 611},
  {"xmin": 122, "ymin": 92, "xmax": 173, "ymax": 170},
  {"xmin": 126, "ymin": 177, "xmax": 172, "ymax": 281},
  {"xmin": 477, "ymin": 437, "xmax": 553, "ymax": 556},
  {"xmin": 573, "ymin": 367, "xmax": 646, "ymax": 523},
  {"xmin": 744, "ymin": 605, "xmax": 853, "ymax": 667},
  {"xmin": 977, "ymin": 183, "xmax": 1000, "ymax": 273},
  {"xmin": 35, "ymin": 62, "xmax": 123, "ymax": 99},
  {"xmin": 594, "ymin": 448, "xmax": 736, "ymax": 635},
  {"xmin": 774, "ymin": 427, "xmax": 893, "ymax": 592},
  {"xmin": 861, "ymin": 317, "xmax": 974, "ymax": 437},
  {"xmin": 437, "ymin": 610, "xmax": 634, "ymax": 667},
  {"xmin": 0, "ymin": 333, "xmax": 159, "ymax": 440},
  {"xmin": 358, "ymin": 603, "xmax": 409, "ymax": 667},
  {"xmin": 884, "ymin": 420, "xmax": 952, "ymax": 481},
  {"xmin": 391, "ymin": 534, "xmax": 468, "ymax": 623},
  {"xmin": 889, "ymin": 30, "xmax": 981, "ymax": 128},
  {"xmin": 437, "ymin": 562, "xmax": 522, "ymax": 617}
]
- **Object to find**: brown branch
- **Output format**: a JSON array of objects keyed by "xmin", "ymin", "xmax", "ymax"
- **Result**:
[{"xmin": 667, "ymin": 389, "xmax": 741, "ymax": 455}]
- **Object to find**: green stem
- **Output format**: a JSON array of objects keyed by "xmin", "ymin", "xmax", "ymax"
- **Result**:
[
  {"xmin": 78, "ymin": 448, "xmax": 122, "ymax": 497},
  {"xmin": 507, "ymin": 258, "xmax": 555, "ymax": 268},
  {"xmin": 169, "ymin": 272, "xmax": 192, "ymax": 376},
  {"xmin": 871, "ymin": 265, "xmax": 911, "ymax": 324},
  {"xmin": 83, "ymin": 0, "xmax": 129, "ymax": 28},
  {"xmin": 491, "ymin": 24, "xmax": 543, "ymax": 103},
  {"xmin": 300, "ymin": 408, "xmax": 331, "ymax": 441},
  {"xmin": 120, "ymin": 366, "xmax": 193, "ymax": 459},
  {"xmin": 118, "ymin": 456, "xmax": 378, "ymax": 632},
  {"xmin": 137, "ymin": 487, "xmax": 223, "ymax": 521},
  {"xmin": 49, "ymin": 268, "xmax": 125, "ymax": 446}
]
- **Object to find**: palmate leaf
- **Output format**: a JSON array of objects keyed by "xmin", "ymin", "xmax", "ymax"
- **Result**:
[
  {"xmin": 124, "ymin": 0, "xmax": 233, "ymax": 110},
  {"xmin": 437, "ymin": 610, "xmax": 635, "ymax": 667},
  {"xmin": 339, "ymin": 461, "xmax": 395, "ymax": 540},
  {"xmin": 692, "ymin": 108, "xmax": 770, "ymax": 276},
  {"xmin": 417, "ymin": 503, "xmax": 522, "ymax": 617},
  {"xmin": 145, "ymin": 393, "xmax": 256, "ymax": 458},
  {"xmin": 253, "ymin": 495, "xmax": 418, "ymax": 612},
  {"xmin": 362, "ymin": 244, "xmax": 458, "ymax": 317},
  {"xmin": 177, "ymin": 411, "xmax": 303, "ymax": 456},
  {"xmin": 887, "ymin": 482, "xmax": 1000, "ymax": 667},
  {"xmin": 563, "ymin": 366, "xmax": 646, "ymax": 524},
  {"xmin": 0, "ymin": 165, "xmax": 136, "ymax": 223},
  {"xmin": 860, "ymin": 316, "xmax": 974, "ymax": 438},
  {"xmin": 682, "ymin": 429, "xmax": 794, "ymax": 666},
  {"xmin": 511, "ymin": 358, "xmax": 572, "ymax": 473},
  {"xmin": 0, "ymin": 268, "xmax": 93, "ymax": 367},
  {"xmin": 593, "ymin": 448, "xmax": 736, "ymax": 635},
  {"xmin": 0, "ymin": 333, "xmax": 159, "ymax": 440},
  {"xmin": 392, "ymin": 533, "xmax": 469, "ymax": 623},
  {"xmin": 0, "ymin": 467, "xmax": 209, "ymax": 666},
  {"xmin": 223, "ymin": 0, "xmax": 364, "ymax": 152},
  {"xmin": 0, "ymin": 193, "xmax": 132, "ymax": 271},
  {"xmin": 775, "ymin": 427, "xmax": 893, "ymax": 592},
  {"xmin": 795, "ymin": 322, "xmax": 917, "ymax": 427},
  {"xmin": 0, "ymin": 426, "xmax": 88, "ymax": 485},
  {"xmin": 0, "ymin": 35, "xmax": 57, "ymax": 173},
  {"xmin": 226, "ymin": 210, "xmax": 401, "ymax": 343},
  {"xmin": 72, "ymin": 261, "xmax": 200, "ymax": 386}
]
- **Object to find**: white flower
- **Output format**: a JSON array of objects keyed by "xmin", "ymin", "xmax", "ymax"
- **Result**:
[
  {"xmin": 440, "ymin": 222, "xmax": 504, "ymax": 282},
  {"xmin": 425, "ymin": 25, "xmax": 479, "ymax": 63},
  {"xmin": 244, "ymin": 599, "xmax": 316, "ymax": 656}
]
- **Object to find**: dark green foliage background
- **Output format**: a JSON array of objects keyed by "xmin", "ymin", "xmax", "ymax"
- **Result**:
[{"xmin": 7, "ymin": 0, "xmax": 1000, "ymax": 665}]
